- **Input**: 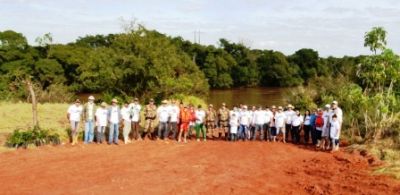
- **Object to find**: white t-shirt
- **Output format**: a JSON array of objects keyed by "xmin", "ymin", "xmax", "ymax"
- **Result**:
[
  {"xmin": 230, "ymin": 114, "xmax": 239, "ymax": 134},
  {"xmin": 322, "ymin": 110, "xmax": 331, "ymax": 131},
  {"xmin": 284, "ymin": 110, "xmax": 296, "ymax": 125},
  {"xmin": 121, "ymin": 106, "xmax": 131, "ymax": 122},
  {"xmin": 239, "ymin": 110, "xmax": 251, "ymax": 125},
  {"xmin": 68, "ymin": 104, "xmax": 83, "ymax": 122},
  {"xmin": 109, "ymin": 106, "xmax": 120, "ymax": 124},
  {"xmin": 275, "ymin": 112, "xmax": 286, "ymax": 128},
  {"xmin": 129, "ymin": 103, "xmax": 141, "ymax": 122},
  {"xmin": 195, "ymin": 110, "xmax": 206, "ymax": 124},
  {"xmin": 330, "ymin": 120, "xmax": 341, "ymax": 139},
  {"xmin": 304, "ymin": 115, "xmax": 311, "ymax": 126},
  {"xmin": 157, "ymin": 106, "xmax": 170, "ymax": 123},
  {"xmin": 253, "ymin": 110, "xmax": 266, "ymax": 125},
  {"xmin": 330, "ymin": 107, "xmax": 343, "ymax": 125},
  {"xmin": 169, "ymin": 105, "xmax": 180, "ymax": 123},
  {"xmin": 291, "ymin": 115, "xmax": 303, "ymax": 127},
  {"xmin": 95, "ymin": 108, "xmax": 108, "ymax": 126},
  {"xmin": 264, "ymin": 110, "xmax": 273, "ymax": 124}
]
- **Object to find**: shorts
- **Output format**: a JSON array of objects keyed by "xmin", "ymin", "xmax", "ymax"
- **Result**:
[
  {"xmin": 180, "ymin": 122, "xmax": 189, "ymax": 132},
  {"xmin": 276, "ymin": 127, "xmax": 285, "ymax": 135}
]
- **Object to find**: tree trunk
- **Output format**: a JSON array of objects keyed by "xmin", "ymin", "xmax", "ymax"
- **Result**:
[{"xmin": 26, "ymin": 79, "xmax": 39, "ymax": 128}]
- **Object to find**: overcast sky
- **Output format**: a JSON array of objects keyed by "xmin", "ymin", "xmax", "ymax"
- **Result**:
[{"xmin": 1, "ymin": 0, "xmax": 399, "ymax": 57}]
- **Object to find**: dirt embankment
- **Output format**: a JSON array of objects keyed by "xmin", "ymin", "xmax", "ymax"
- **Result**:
[{"xmin": 0, "ymin": 141, "xmax": 399, "ymax": 194}]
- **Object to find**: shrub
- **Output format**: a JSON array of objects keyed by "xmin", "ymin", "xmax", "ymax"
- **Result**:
[{"xmin": 6, "ymin": 127, "xmax": 61, "ymax": 148}]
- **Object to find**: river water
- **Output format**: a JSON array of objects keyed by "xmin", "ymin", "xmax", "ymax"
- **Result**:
[{"xmin": 207, "ymin": 87, "xmax": 288, "ymax": 108}]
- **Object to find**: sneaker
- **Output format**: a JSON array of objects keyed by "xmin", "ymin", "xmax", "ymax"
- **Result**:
[{"xmin": 196, "ymin": 139, "xmax": 200, "ymax": 142}]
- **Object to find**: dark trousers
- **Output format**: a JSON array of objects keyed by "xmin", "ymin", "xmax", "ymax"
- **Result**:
[
  {"xmin": 285, "ymin": 124, "xmax": 292, "ymax": 141},
  {"xmin": 131, "ymin": 121, "xmax": 141, "ymax": 140},
  {"xmin": 292, "ymin": 125, "xmax": 301, "ymax": 144},
  {"xmin": 263, "ymin": 123, "xmax": 270, "ymax": 141},
  {"xmin": 169, "ymin": 122, "xmax": 178, "ymax": 140},
  {"xmin": 311, "ymin": 126, "xmax": 317, "ymax": 145},
  {"xmin": 304, "ymin": 125, "xmax": 312, "ymax": 144},
  {"xmin": 158, "ymin": 122, "xmax": 168, "ymax": 139}
]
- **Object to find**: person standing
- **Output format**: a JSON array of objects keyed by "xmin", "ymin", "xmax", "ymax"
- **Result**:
[
  {"xmin": 121, "ymin": 102, "xmax": 132, "ymax": 144},
  {"xmin": 315, "ymin": 109, "xmax": 324, "ymax": 148},
  {"xmin": 108, "ymin": 98, "xmax": 121, "ymax": 145},
  {"xmin": 264, "ymin": 107, "xmax": 273, "ymax": 141},
  {"xmin": 284, "ymin": 104, "xmax": 296, "ymax": 142},
  {"xmin": 168, "ymin": 99, "xmax": 180, "ymax": 140},
  {"xmin": 67, "ymin": 99, "xmax": 83, "ymax": 145},
  {"xmin": 330, "ymin": 114, "xmax": 341, "ymax": 152},
  {"xmin": 303, "ymin": 110, "xmax": 312, "ymax": 145},
  {"xmin": 95, "ymin": 102, "xmax": 108, "ymax": 144},
  {"xmin": 309, "ymin": 109, "xmax": 318, "ymax": 145},
  {"xmin": 143, "ymin": 98, "xmax": 157, "ymax": 140},
  {"xmin": 205, "ymin": 104, "xmax": 217, "ymax": 139},
  {"xmin": 83, "ymin": 95, "xmax": 96, "ymax": 144},
  {"xmin": 229, "ymin": 112, "xmax": 239, "ymax": 141},
  {"xmin": 178, "ymin": 105, "xmax": 192, "ymax": 143},
  {"xmin": 330, "ymin": 101, "xmax": 343, "ymax": 129},
  {"xmin": 274, "ymin": 106, "xmax": 287, "ymax": 143},
  {"xmin": 129, "ymin": 98, "xmax": 142, "ymax": 141},
  {"xmin": 217, "ymin": 102, "xmax": 230, "ymax": 140},
  {"xmin": 238, "ymin": 105, "xmax": 251, "ymax": 141},
  {"xmin": 291, "ymin": 110, "xmax": 303, "ymax": 144},
  {"xmin": 187, "ymin": 104, "xmax": 196, "ymax": 139},
  {"xmin": 321, "ymin": 104, "xmax": 331, "ymax": 150},
  {"xmin": 157, "ymin": 100, "xmax": 170, "ymax": 140},
  {"xmin": 253, "ymin": 106, "xmax": 266, "ymax": 141},
  {"xmin": 194, "ymin": 105, "xmax": 206, "ymax": 142},
  {"xmin": 269, "ymin": 106, "xmax": 277, "ymax": 142}
]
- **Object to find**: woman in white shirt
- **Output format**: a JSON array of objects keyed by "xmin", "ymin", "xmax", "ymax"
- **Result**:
[
  {"xmin": 291, "ymin": 110, "xmax": 303, "ymax": 144},
  {"xmin": 95, "ymin": 102, "xmax": 108, "ymax": 144},
  {"xmin": 303, "ymin": 110, "xmax": 312, "ymax": 145}
]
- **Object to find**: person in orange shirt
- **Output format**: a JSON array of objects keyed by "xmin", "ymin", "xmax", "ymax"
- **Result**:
[{"xmin": 178, "ymin": 105, "xmax": 191, "ymax": 143}]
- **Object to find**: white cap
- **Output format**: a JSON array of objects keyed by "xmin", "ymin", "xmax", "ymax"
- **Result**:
[
  {"xmin": 332, "ymin": 100, "xmax": 338, "ymax": 105},
  {"xmin": 325, "ymin": 104, "xmax": 331, "ymax": 108},
  {"xmin": 88, "ymin": 95, "xmax": 95, "ymax": 100}
]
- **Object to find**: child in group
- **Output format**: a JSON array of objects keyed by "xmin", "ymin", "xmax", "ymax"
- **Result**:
[
  {"xmin": 330, "ymin": 114, "xmax": 341, "ymax": 152},
  {"xmin": 229, "ymin": 112, "xmax": 239, "ymax": 141}
]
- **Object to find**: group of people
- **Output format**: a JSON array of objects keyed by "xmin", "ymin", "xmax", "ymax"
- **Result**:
[{"xmin": 67, "ymin": 96, "xmax": 343, "ymax": 151}]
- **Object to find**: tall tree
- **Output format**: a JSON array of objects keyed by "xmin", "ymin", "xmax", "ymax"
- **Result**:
[{"xmin": 364, "ymin": 26, "xmax": 387, "ymax": 55}]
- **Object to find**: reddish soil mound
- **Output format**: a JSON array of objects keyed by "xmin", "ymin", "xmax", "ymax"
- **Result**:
[{"xmin": 0, "ymin": 141, "xmax": 399, "ymax": 194}]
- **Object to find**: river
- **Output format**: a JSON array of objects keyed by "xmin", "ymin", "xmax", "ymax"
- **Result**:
[{"xmin": 207, "ymin": 87, "xmax": 288, "ymax": 108}]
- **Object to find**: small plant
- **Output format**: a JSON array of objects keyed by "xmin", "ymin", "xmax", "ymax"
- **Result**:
[{"xmin": 6, "ymin": 127, "xmax": 61, "ymax": 148}]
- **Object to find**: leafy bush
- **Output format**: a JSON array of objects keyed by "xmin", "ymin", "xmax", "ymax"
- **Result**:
[{"xmin": 6, "ymin": 127, "xmax": 61, "ymax": 148}]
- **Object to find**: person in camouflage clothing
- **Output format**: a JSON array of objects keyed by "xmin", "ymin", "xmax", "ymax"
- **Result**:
[
  {"xmin": 206, "ymin": 104, "xmax": 217, "ymax": 139},
  {"xmin": 143, "ymin": 98, "xmax": 157, "ymax": 140},
  {"xmin": 217, "ymin": 102, "xmax": 230, "ymax": 140}
]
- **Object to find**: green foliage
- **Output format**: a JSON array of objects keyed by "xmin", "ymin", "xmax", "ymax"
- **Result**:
[
  {"xmin": 364, "ymin": 26, "xmax": 387, "ymax": 54},
  {"xmin": 6, "ymin": 127, "xmax": 61, "ymax": 148}
]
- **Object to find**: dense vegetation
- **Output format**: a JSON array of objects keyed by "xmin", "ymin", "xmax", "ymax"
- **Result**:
[{"xmin": 0, "ymin": 24, "xmax": 362, "ymax": 103}]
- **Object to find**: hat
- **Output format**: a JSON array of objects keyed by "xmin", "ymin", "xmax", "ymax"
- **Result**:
[
  {"xmin": 88, "ymin": 95, "xmax": 95, "ymax": 100},
  {"xmin": 209, "ymin": 104, "xmax": 213, "ymax": 107},
  {"xmin": 278, "ymin": 106, "xmax": 283, "ymax": 110},
  {"xmin": 325, "ymin": 104, "xmax": 331, "ymax": 108},
  {"xmin": 75, "ymin": 99, "xmax": 81, "ymax": 103},
  {"xmin": 287, "ymin": 104, "xmax": 294, "ymax": 108},
  {"xmin": 162, "ymin": 100, "xmax": 168, "ymax": 104},
  {"xmin": 111, "ymin": 98, "xmax": 118, "ymax": 103},
  {"xmin": 271, "ymin": 105, "xmax": 276, "ymax": 109},
  {"xmin": 243, "ymin": 105, "xmax": 248, "ymax": 109},
  {"xmin": 332, "ymin": 100, "xmax": 338, "ymax": 105},
  {"xmin": 133, "ymin": 97, "xmax": 139, "ymax": 101},
  {"xmin": 101, "ymin": 102, "xmax": 107, "ymax": 107},
  {"xmin": 149, "ymin": 98, "xmax": 154, "ymax": 102},
  {"xmin": 222, "ymin": 102, "xmax": 226, "ymax": 106}
]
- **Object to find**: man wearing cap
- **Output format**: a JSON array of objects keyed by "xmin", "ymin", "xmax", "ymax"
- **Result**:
[
  {"xmin": 217, "ymin": 102, "xmax": 230, "ymax": 140},
  {"xmin": 168, "ymin": 99, "xmax": 180, "ymax": 140},
  {"xmin": 330, "ymin": 101, "xmax": 343, "ymax": 150},
  {"xmin": 95, "ymin": 102, "xmax": 108, "ymax": 144},
  {"xmin": 121, "ymin": 102, "xmax": 132, "ymax": 144},
  {"xmin": 83, "ymin": 95, "xmax": 96, "ymax": 144},
  {"xmin": 108, "ymin": 98, "xmax": 121, "ymax": 145},
  {"xmin": 284, "ymin": 104, "xmax": 296, "ymax": 142},
  {"xmin": 129, "ymin": 98, "xmax": 142, "ymax": 141},
  {"xmin": 264, "ymin": 106, "xmax": 273, "ymax": 141},
  {"xmin": 67, "ymin": 99, "xmax": 83, "ymax": 145},
  {"xmin": 253, "ymin": 106, "xmax": 266, "ymax": 141},
  {"xmin": 144, "ymin": 98, "xmax": 157, "ymax": 140},
  {"xmin": 269, "ymin": 105, "xmax": 277, "ymax": 141},
  {"xmin": 157, "ymin": 100, "xmax": 170, "ymax": 140},
  {"xmin": 274, "ymin": 106, "xmax": 287, "ymax": 143},
  {"xmin": 238, "ymin": 105, "xmax": 252, "ymax": 141},
  {"xmin": 205, "ymin": 104, "xmax": 217, "ymax": 139}
]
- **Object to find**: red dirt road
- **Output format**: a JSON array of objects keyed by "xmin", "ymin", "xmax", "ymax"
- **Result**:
[{"xmin": 0, "ymin": 141, "xmax": 399, "ymax": 194}]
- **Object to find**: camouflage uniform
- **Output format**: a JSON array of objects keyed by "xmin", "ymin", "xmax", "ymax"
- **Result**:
[
  {"xmin": 144, "ymin": 104, "xmax": 157, "ymax": 134},
  {"xmin": 206, "ymin": 108, "xmax": 217, "ymax": 138},
  {"xmin": 218, "ymin": 107, "xmax": 230, "ymax": 138}
]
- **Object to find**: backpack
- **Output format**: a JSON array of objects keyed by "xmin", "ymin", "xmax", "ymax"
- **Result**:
[{"xmin": 315, "ymin": 114, "xmax": 324, "ymax": 127}]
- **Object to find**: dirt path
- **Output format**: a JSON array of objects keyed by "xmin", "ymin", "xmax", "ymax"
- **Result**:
[{"xmin": 0, "ymin": 141, "xmax": 399, "ymax": 194}]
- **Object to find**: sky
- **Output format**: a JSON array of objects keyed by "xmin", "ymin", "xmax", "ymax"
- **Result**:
[{"xmin": 1, "ymin": 0, "xmax": 399, "ymax": 57}]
